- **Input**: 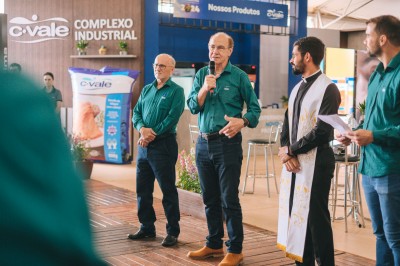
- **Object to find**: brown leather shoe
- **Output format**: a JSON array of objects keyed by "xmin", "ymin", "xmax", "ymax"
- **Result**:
[
  {"xmin": 187, "ymin": 246, "xmax": 224, "ymax": 260},
  {"xmin": 218, "ymin": 252, "xmax": 244, "ymax": 266}
]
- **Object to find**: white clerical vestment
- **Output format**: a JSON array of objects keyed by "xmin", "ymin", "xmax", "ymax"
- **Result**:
[{"xmin": 277, "ymin": 73, "xmax": 332, "ymax": 262}]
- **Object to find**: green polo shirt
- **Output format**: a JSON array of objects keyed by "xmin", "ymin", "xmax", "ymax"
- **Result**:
[
  {"xmin": 187, "ymin": 61, "xmax": 261, "ymax": 133},
  {"xmin": 42, "ymin": 86, "xmax": 62, "ymax": 110},
  {"xmin": 359, "ymin": 52, "xmax": 400, "ymax": 177},
  {"xmin": 133, "ymin": 78, "xmax": 185, "ymax": 135}
]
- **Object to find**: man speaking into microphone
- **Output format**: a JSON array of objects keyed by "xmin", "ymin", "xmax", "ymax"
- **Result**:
[{"xmin": 187, "ymin": 32, "xmax": 261, "ymax": 266}]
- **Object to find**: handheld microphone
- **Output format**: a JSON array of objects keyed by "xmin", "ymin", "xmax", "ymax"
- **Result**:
[
  {"xmin": 209, "ymin": 61, "xmax": 215, "ymax": 93},
  {"xmin": 209, "ymin": 60, "xmax": 215, "ymax": 75}
]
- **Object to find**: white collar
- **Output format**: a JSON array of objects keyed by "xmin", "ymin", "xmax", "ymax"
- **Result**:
[{"xmin": 302, "ymin": 69, "xmax": 321, "ymax": 83}]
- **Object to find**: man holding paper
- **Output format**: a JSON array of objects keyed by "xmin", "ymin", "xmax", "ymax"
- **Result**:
[
  {"xmin": 337, "ymin": 15, "xmax": 400, "ymax": 266},
  {"xmin": 276, "ymin": 36, "xmax": 340, "ymax": 266}
]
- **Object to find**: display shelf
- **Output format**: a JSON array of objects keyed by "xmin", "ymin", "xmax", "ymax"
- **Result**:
[{"xmin": 70, "ymin": 54, "xmax": 137, "ymax": 59}]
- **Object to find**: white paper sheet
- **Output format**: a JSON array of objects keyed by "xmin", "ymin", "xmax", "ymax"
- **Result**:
[{"xmin": 318, "ymin": 115, "xmax": 351, "ymax": 134}]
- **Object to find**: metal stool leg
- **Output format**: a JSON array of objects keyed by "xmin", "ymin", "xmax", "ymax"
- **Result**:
[
  {"xmin": 331, "ymin": 143, "xmax": 366, "ymax": 232},
  {"xmin": 242, "ymin": 140, "xmax": 280, "ymax": 196},
  {"xmin": 242, "ymin": 143, "xmax": 252, "ymax": 195},
  {"xmin": 332, "ymin": 163, "xmax": 340, "ymax": 222},
  {"xmin": 268, "ymin": 144, "xmax": 279, "ymax": 194},
  {"xmin": 356, "ymin": 174, "xmax": 366, "ymax": 228},
  {"xmin": 344, "ymin": 164, "xmax": 350, "ymax": 233},
  {"xmin": 252, "ymin": 144, "xmax": 257, "ymax": 193},
  {"xmin": 264, "ymin": 146, "xmax": 270, "ymax": 197},
  {"xmin": 352, "ymin": 167, "xmax": 365, "ymax": 228}
]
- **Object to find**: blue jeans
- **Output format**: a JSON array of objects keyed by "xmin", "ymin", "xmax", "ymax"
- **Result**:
[
  {"xmin": 136, "ymin": 134, "xmax": 180, "ymax": 237},
  {"xmin": 195, "ymin": 133, "xmax": 243, "ymax": 254},
  {"xmin": 363, "ymin": 174, "xmax": 400, "ymax": 266}
]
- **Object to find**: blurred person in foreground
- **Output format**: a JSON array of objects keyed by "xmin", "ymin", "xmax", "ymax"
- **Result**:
[
  {"xmin": 0, "ymin": 71, "xmax": 105, "ymax": 265},
  {"xmin": 337, "ymin": 15, "xmax": 400, "ymax": 266},
  {"xmin": 129, "ymin": 53, "xmax": 185, "ymax": 247},
  {"xmin": 186, "ymin": 32, "xmax": 261, "ymax": 266},
  {"xmin": 277, "ymin": 36, "xmax": 340, "ymax": 266}
]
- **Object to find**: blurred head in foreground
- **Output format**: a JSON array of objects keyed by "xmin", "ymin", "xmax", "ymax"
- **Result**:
[{"xmin": 0, "ymin": 71, "xmax": 105, "ymax": 265}]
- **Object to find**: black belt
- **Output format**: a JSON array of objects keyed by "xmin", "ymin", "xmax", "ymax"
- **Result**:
[
  {"xmin": 200, "ymin": 131, "xmax": 221, "ymax": 141},
  {"xmin": 154, "ymin": 133, "xmax": 175, "ymax": 141}
]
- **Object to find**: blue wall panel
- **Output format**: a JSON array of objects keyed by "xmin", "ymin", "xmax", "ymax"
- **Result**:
[
  {"xmin": 144, "ymin": 0, "xmax": 159, "ymax": 85},
  {"xmin": 288, "ymin": 0, "xmax": 308, "ymax": 95}
]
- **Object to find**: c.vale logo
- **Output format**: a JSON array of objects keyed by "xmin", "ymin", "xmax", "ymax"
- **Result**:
[{"xmin": 9, "ymin": 14, "xmax": 70, "ymax": 43}]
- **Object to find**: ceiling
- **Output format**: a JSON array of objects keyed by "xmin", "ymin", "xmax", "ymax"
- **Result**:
[
  {"xmin": 1, "ymin": 1, "xmax": 396, "ymax": 32},
  {"xmin": 307, "ymin": 0, "xmax": 400, "ymax": 31}
]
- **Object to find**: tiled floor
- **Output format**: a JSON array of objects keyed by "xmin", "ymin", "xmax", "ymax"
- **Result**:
[{"xmin": 91, "ymin": 154, "xmax": 376, "ymax": 262}]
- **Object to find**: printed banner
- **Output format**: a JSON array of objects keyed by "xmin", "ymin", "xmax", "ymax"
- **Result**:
[
  {"xmin": 174, "ymin": 0, "xmax": 288, "ymax": 27},
  {"xmin": 69, "ymin": 66, "xmax": 139, "ymax": 164}
]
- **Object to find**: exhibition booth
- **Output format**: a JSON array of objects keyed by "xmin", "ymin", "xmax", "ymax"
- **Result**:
[
  {"xmin": 1, "ymin": 0, "xmax": 380, "ymax": 263},
  {"xmin": 2, "ymin": 0, "xmax": 293, "ymax": 162},
  {"xmin": 2, "ymin": 0, "xmax": 377, "ymax": 160}
]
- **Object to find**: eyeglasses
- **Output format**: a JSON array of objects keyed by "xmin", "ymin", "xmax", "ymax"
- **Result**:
[
  {"xmin": 208, "ymin": 45, "xmax": 230, "ymax": 52},
  {"xmin": 152, "ymin": 63, "xmax": 172, "ymax": 70}
]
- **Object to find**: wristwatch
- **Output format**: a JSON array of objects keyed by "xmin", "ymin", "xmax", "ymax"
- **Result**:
[{"xmin": 242, "ymin": 118, "xmax": 249, "ymax": 127}]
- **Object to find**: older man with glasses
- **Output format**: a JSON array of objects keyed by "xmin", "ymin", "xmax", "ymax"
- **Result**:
[
  {"xmin": 187, "ymin": 32, "xmax": 261, "ymax": 266},
  {"xmin": 128, "ymin": 53, "xmax": 185, "ymax": 247}
]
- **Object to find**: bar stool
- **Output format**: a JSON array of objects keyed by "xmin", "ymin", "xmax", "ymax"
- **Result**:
[
  {"xmin": 241, "ymin": 122, "xmax": 282, "ymax": 197},
  {"xmin": 189, "ymin": 124, "xmax": 199, "ymax": 145},
  {"xmin": 330, "ymin": 144, "xmax": 365, "ymax": 232}
]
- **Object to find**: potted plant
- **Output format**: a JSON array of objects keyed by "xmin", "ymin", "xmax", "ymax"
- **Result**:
[
  {"xmin": 357, "ymin": 100, "xmax": 366, "ymax": 123},
  {"xmin": 98, "ymin": 44, "xmax": 107, "ymax": 55},
  {"xmin": 76, "ymin": 40, "xmax": 89, "ymax": 55},
  {"xmin": 280, "ymin": 95, "xmax": 289, "ymax": 109},
  {"xmin": 358, "ymin": 100, "xmax": 366, "ymax": 115},
  {"xmin": 176, "ymin": 148, "xmax": 205, "ymax": 219},
  {"xmin": 70, "ymin": 134, "xmax": 93, "ymax": 179},
  {"xmin": 119, "ymin": 41, "xmax": 128, "ymax": 55}
]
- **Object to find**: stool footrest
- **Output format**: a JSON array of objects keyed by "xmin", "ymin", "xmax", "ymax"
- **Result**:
[
  {"xmin": 242, "ymin": 141, "xmax": 280, "ymax": 197},
  {"xmin": 247, "ymin": 174, "xmax": 277, "ymax": 178}
]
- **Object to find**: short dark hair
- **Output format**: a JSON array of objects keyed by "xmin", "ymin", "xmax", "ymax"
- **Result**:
[
  {"xmin": 366, "ymin": 15, "xmax": 400, "ymax": 46},
  {"xmin": 293, "ymin": 36, "xmax": 325, "ymax": 66},
  {"xmin": 43, "ymin": 72, "xmax": 54, "ymax": 80},
  {"xmin": 9, "ymin": 63, "xmax": 21, "ymax": 72}
]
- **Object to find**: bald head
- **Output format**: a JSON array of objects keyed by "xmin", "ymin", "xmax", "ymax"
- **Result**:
[
  {"xmin": 209, "ymin": 32, "xmax": 234, "ymax": 49},
  {"xmin": 156, "ymin": 53, "xmax": 176, "ymax": 67},
  {"xmin": 153, "ymin": 53, "xmax": 176, "ymax": 84}
]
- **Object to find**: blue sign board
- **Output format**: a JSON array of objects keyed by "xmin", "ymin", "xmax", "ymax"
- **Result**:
[{"xmin": 174, "ymin": 0, "xmax": 288, "ymax": 27}]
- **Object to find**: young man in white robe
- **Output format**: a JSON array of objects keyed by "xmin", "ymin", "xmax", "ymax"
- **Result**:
[{"xmin": 277, "ymin": 36, "xmax": 341, "ymax": 266}]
